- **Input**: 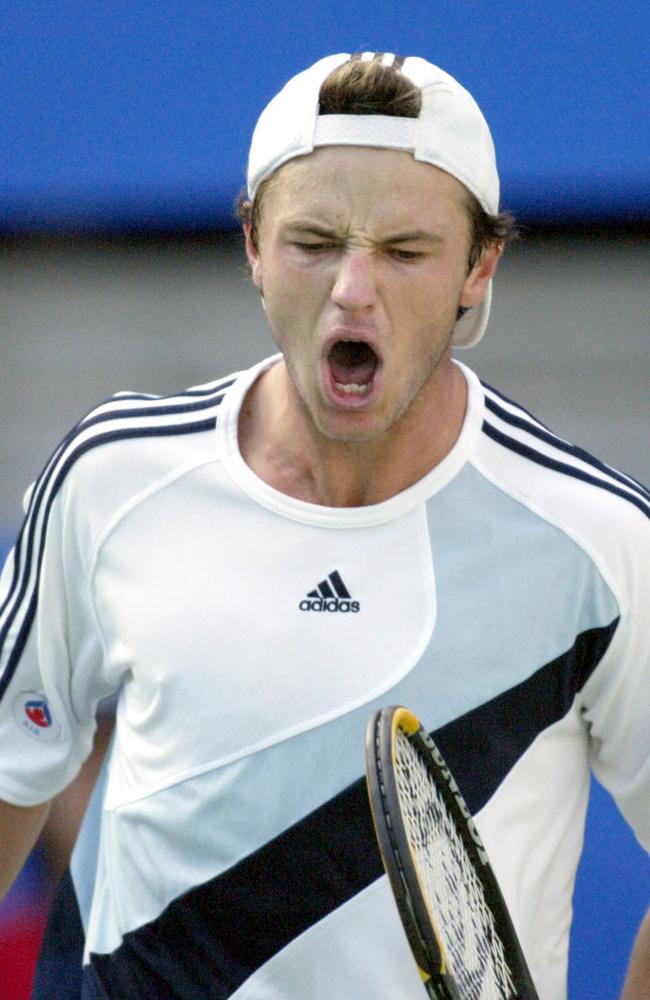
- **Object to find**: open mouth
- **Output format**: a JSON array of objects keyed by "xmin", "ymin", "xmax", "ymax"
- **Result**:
[{"xmin": 327, "ymin": 340, "xmax": 379, "ymax": 397}]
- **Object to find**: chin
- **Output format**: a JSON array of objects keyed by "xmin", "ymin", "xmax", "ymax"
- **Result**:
[{"xmin": 312, "ymin": 409, "xmax": 391, "ymax": 445}]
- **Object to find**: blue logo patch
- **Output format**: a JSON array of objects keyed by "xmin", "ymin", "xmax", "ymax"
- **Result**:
[
  {"xmin": 24, "ymin": 699, "xmax": 52, "ymax": 729},
  {"xmin": 12, "ymin": 692, "xmax": 62, "ymax": 742}
]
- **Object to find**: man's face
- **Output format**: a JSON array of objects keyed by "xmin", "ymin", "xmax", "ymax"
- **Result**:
[{"xmin": 245, "ymin": 146, "xmax": 497, "ymax": 444}]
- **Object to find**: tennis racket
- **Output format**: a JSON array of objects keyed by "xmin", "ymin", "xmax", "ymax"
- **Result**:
[{"xmin": 365, "ymin": 705, "xmax": 539, "ymax": 1000}]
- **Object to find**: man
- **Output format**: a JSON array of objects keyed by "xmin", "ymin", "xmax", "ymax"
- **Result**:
[{"xmin": 1, "ymin": 51, "xmax": 649, "ymax": 999}]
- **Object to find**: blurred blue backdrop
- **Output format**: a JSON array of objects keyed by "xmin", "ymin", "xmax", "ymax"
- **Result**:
[{"xmin": 3, "ymin": 0, "xmax": 650, "ymax": 232}]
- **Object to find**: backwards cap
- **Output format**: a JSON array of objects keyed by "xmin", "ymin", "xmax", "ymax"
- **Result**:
[{"xmin": 247, "ymin": 52, "xmax": 500, "ymax": 348}]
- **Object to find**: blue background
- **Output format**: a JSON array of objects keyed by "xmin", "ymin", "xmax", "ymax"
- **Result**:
[{"xmin": 3, "ymin": 0, "xmax": 650, "ymax": 232}]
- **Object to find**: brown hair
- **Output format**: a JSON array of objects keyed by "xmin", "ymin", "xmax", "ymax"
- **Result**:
[
  {"xmin": 237, "ymin": 57, "xmax": 517, "ymax": 266},
  {"xmin": 317, "ymin": 56, "xmax": 421, "ymax": 117}
]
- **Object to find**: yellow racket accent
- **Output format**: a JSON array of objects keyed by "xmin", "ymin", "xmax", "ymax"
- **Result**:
[{"xmin": 389, "ymin": 707, "xmax": 455, "ymax": 980}]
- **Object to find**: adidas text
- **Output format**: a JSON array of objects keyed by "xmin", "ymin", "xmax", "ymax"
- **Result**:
[{"xmin": 299, "ymin": 597, "xmax": 360, "ymax": 613}]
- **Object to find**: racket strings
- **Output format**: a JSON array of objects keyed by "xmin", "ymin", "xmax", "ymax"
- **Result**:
[{"xmin": 395, "ymin": 732, "xmax": 517, "ymax": 1000}]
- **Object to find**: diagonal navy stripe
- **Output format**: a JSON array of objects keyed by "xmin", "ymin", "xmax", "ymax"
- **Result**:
[
  {"xmin": 483, "ymin": 420, "xmax": 650, "ymax": 521},
  {"xmin": 87, "ymin": 620, "xmax": 618, "ymax": 998},
  {"xmin": 90, "ymin": 777, "xmax": 381, "ymax": 999},
  {"xmin": 483, "ymin": 389, "xmax": 650, "ymax": 503},
  {"xmin": 317, "ymin": 579, "xmax": 335, "ymax": 599},
  {"xmin": 435, "ymin": 618, "xmax": 619, "ymax": 813}
]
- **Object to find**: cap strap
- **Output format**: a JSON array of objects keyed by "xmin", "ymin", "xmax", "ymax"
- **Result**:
[{"xmin": 313, "ymin": 115, "xmax": 419, "ymax": 151}]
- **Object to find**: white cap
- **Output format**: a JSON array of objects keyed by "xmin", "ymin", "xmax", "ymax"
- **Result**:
[{"xmin": 247, "ymin": 52, "xmax": 501, "ymax": 348}]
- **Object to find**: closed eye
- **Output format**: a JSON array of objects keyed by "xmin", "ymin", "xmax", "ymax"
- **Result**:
[
  {"xmin": 292, "ymin": 241, "xmax": 340, "ymax": 253},
  {"xmin": 386, "ymin": 247, "xmax": 427, "ymax": 261}
]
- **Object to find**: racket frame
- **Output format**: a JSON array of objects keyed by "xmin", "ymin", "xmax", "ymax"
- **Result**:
[{"xmin": 365, "ymin": 705, "xmax": 539, "ymax": 1000}]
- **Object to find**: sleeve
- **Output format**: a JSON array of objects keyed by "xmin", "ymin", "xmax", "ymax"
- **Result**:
[
  {"xmin": 0, "ymin": 464, "xmax": 120, "ymax": 806},
  {"xmin": 578, "ymin": 503, "xmax": 650, "ymax": 853}
]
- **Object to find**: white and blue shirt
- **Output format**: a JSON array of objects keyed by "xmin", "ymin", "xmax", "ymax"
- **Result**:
[{"xmin": 1, "ymin": 356, "xmax": 649, "ymax": 999}]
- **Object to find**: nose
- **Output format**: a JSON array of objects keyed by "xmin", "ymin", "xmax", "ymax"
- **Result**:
[{"xmin": 330, "ymin": 250, "xmax": 378, "ymax": 313}]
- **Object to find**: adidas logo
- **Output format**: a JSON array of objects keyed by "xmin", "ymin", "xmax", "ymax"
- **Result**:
[{"xmin": 299, "ymin": 570, "xmax": 360, "ymax": 613}]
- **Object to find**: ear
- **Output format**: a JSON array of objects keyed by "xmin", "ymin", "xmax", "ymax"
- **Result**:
[
  {"xmin": 244, "ymin": 223, "xmax": 264, "ymax": 292},
  {"xmin": 459, "ymin": 243, "xmax": 502, "ymax": 309}
]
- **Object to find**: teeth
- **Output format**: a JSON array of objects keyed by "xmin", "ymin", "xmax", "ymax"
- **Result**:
[{"xmin": 335, "ymin": 382, "xmax": 370, "ymax": 395}]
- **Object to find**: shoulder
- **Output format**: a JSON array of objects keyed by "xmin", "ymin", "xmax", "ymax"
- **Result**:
[
  {"xmin": 473, "ymin": 378, "xmax": 650, "ymax": 594},
  {"xmin": 70, "ymin": 372, "xmax": 237, "ymax": 466},
  {"xmin": 18, "ymin": 369, "xmax": 247, "ymax": 567},
  {"xmin": 39, "ymin": 371, "xmax": 240, "ymax": 498},
  {"xmin": 476, "ymin": 379, "xmax": 649, "ymax": 525}
]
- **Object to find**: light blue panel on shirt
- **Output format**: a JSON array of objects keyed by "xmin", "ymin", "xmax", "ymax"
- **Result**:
[{"xmin": 415, "ymin": 463, "xmax": 619, "ymax": 728}]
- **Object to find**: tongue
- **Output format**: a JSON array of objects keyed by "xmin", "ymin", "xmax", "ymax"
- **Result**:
[
  {"xmin": 330, "ymin": 359, "xmax": 375, "ymax": 386},
  {"xmin": 329, "ymin": 342, "xmax": 377, "ymax": 386}
]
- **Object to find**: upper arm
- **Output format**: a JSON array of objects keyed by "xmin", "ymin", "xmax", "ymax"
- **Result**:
[
  {"xmin": 579, "ymin": 507, "xmax": 650, "ymax": 850},
  {"xmin": 0, "ymin": 467, "xmax": 117, "ymax": 807},
  {"xmin": 621, "ymin": 906, "xmax": 650, "ymax": 1000},
  {"xmin": 0, "ymin": 797, "xmax": 51, "ymax": 902}
]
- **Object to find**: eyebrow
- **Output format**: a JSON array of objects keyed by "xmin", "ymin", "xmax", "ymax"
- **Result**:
[
  {"xmin": 282, "ymin": 223, "xmax": 443, "ymax": 244},
  {"xmin": 379, "ymin": 230, "xmax": 444, "ymax": 245},
  {"xmin": 282, "ymin": 223, "xmax": 342, "ymax": 238}
]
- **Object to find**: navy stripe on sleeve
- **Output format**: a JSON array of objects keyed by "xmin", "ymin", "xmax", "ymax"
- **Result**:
[
  {"xmin": 482, "ymin": 420, "xmax": 650, "ymax": 522},
  {"xmin": 0, "ymin": 378, "xmax": 233, "ymax": 701},
  {"xmin": 483, "ymin": 385, "xmax": 650, "ymax": 503}
]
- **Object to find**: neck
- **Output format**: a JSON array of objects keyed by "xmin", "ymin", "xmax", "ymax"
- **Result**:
[{"xmin": 238, "ymin": 358, "xmax": 468, "ymax": 507}]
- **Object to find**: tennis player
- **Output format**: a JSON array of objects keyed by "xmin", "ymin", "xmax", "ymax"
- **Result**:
[{"xmin": 1, "ymin": 52, "xmax": 649, "ymax": 999}]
